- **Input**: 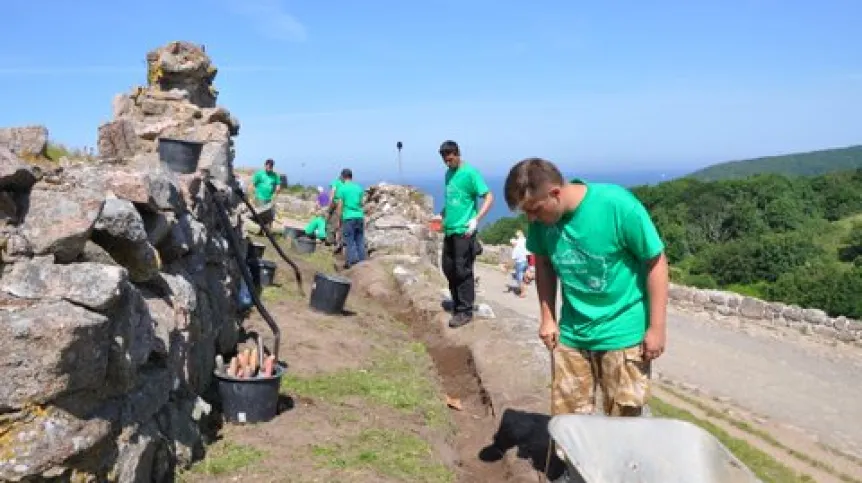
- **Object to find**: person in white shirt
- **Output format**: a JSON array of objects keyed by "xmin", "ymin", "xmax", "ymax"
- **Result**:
[{"xmin": 511, "ymin": 230, "xmax": 529, "ymax": 298}]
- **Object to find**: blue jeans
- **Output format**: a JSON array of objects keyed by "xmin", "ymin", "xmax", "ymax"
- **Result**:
[
  {"xmin": 514, "ymin": 260, "xmax": 528, "ymax": 282},
  {"xmin": 342, "ymin": 218, "xmax": 366, "ymax": 266}
]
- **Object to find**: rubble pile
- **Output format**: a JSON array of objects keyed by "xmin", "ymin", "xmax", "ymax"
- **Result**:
[
  {"xmin": 0, "ymin": 41, "xmax": 250, "ymax": 482},
  {"xmin": 362, "ymin": 183, "xmax": 440, "ymax": 267},
  {"xmin": 98, "ymin": 41, "xmax": 240, "ymax": 184}
]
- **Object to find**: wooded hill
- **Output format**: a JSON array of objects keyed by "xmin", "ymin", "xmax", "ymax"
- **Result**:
[{"xmin": 687, "ymin": 145, "xmax": 862, "ymax": 181}]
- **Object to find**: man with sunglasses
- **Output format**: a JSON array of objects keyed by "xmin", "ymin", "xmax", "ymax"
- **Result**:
[
  {"xmin": 503, "ymin": 157, "xmax": 668, "ymax": 422},
  {"xmin": 433, "ymin": 140, "xmax": 494, "ymax": 328}
]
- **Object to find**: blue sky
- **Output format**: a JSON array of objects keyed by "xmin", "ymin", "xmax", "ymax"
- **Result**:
[{"xmin": 0, "ymin": 0, "xmax": 859, "ymax": 182}]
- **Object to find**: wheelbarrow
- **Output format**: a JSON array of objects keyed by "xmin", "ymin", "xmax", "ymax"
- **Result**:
[{"xmin": 547, "ymin": 414, "xmax": 761, "ymax": 482}]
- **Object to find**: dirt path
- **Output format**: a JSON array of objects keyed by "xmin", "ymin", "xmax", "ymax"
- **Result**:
[{"xmin": 474, "ymin": 263, "xmax": 862, "ymax": 472}]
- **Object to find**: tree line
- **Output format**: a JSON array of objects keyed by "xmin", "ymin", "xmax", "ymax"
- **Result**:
[{"xmin": 479, "ymin": 169, "xmax": 862, "ymax": 318}]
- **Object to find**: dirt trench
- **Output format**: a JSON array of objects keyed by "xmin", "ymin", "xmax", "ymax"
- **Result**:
[{"xmin": 387, "ymin": 296, "xmax": 513, "ymax": 482}]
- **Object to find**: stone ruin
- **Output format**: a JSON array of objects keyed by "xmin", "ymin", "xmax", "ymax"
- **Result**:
[
  {"xmin": 98, "ymin": 41, "xmax": 239, "ymax": 184},
  {"xmin": 275, "ymin": 182, "xmax": 442, "ymax": 267},
  {"xmin": 0, "ymin": 41, "xmax": 252, "ymax": 481}
]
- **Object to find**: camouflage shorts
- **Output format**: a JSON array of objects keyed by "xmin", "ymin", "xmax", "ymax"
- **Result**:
[{"xmin": 551, "ymin": 343, "xmax": 651, "ymax": 417}]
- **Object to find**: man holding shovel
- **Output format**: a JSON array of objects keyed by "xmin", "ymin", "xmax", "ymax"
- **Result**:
[{"xmin": 503, "ymin": 157, "xmax": 668, "ymax": 419}]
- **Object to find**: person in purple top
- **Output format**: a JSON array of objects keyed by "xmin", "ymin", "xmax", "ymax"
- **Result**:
[{"xmin": 316, "ymin": 186, "xmax": 330, "ymax": 208}]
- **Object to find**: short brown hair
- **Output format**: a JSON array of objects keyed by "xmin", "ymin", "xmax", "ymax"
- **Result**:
[{"xmin": 504, "ymin": 157, "xmax": 565, "ymax": 210}]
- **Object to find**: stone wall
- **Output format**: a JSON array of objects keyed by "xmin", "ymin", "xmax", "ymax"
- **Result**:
[
  {"xmin": 0, "ymin": 41, "xmax": 251, "ymax": 482},
  {"xmin": 669, "ymin": 284, "xmax": 862, "ymax": 345},
  {"xmin": 362, "ymin": 183, "xmax": 440, "ymax": 267},
  {"xmin": 99, "ymin": 41, "xmax": 240, "ymax": 184}
]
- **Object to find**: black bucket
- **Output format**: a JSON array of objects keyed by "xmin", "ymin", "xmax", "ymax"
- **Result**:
[
  {"xmin": 293, "ymin": 236, "xmax": 317, "ymax": 254},
  {"xmin": 247, "ymin": 242, "xmax": 266, "ymax": 260},
  {"xmin": 257, "ymin": 260, "xmax": 277, "ymax": 286},
  {"xmin": 215, "ymin": 365, "xmax": 285, "ymax": 424},
  {"xmin": 157, "ymin": 137, "xmax": 204, "ymax": 174},
  {"xmin": 247, "ymin": 259, "xmax": 262, "ymax": 289},
  {"xmin": 309, "ymin": 272, "xmax": 352, "ymax": 315}
]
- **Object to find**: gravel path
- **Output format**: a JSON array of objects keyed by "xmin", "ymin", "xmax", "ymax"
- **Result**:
[{"xmin": 474, "ymin": 263, "xmax": 862, "ymax": 459}]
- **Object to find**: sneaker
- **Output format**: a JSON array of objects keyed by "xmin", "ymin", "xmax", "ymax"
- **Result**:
[{"xmin": 448, "ymin": 313, "xmax": 473, "ymax": 328}]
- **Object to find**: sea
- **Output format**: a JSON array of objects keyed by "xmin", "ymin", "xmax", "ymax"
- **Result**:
[{"xmin": 289, "ymin": 169, "xmax": 688, "ymax": 228}]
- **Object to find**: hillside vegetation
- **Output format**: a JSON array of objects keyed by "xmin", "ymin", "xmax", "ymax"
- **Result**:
[
  {"xmin": 480, "ymin": 169, "xmax": 862, "ymax": 319},
  {"xmin": 688, "ymin": 145, "xmax": 862, "ymax": 181}
]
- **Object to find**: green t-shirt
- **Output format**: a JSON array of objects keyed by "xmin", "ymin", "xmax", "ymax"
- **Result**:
[
  {"xmin": 334, "ymin": 181, "xmax": 365, "ymax": 220},
  {"xmin": 526, "ymin": 180, "xmax": 665, "ymax": 351},
  {"xmin": 304, "ymin": 216, "xmax": 326, "ymax": 239},
  {"xmin": 443, "ymin": 162, "xmax": 490, "ymax": 235},
  {"xmin": 330, "ymin": 179, "xmax": 344, "ymax": 198},
  {"xmin": 252, "ymin": 169, "xmax": 281, "ymax": 202}
]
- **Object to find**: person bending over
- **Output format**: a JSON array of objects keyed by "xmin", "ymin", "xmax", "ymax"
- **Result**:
[{"xmin": 503, "ymin": 157, "xmax": 668, "ymax": 419}]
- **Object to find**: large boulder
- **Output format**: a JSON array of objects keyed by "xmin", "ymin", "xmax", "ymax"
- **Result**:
[
  {"xmin": 91, "ymin": 198, "xmax": 162, "ymax": 282},
  {"xmin": 20, "ymin": 187, "xmax": 105, "ymax": 262},
  {"xmin": 0, "ymin": 256, "xmax": 127, "ymax": 311},
  {"xmin": 0, "ymin": 125, "xmax": 48, "ymax": 157},
  {"xmin": 0, "ymin": 300, "xmax": 112, "ymax": 411}
]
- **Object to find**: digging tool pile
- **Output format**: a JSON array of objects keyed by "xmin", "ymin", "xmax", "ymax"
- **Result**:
[{"xmin": 0, "ymin": 41, "xmax": 253, "ymax": 482}]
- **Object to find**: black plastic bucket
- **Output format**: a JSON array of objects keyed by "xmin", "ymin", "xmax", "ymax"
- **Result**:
[
  {"xmin": 309, "ymin": 272, "xmax": 352, "ymax": 315},
  {"xmin": 258, "ymin": 260, "xmax": 277, "ymax": 286},
  {"xmin": 247, "ymin": 259, "xmax": 262, "ymax": 288},
  {"xmin": 293, "ymin": 236, "xmax": 317, "ymax": 254},
  {"xmin": 157, "ymin": 137, "xmax": 204, "ymax": 174},
  {"xmin": 247, "ymin": 242, "xmax": 266, "ymax": 260},
  {"xmin": 215, "ymin": 365, "xmax": 285, "ymax": 424}
]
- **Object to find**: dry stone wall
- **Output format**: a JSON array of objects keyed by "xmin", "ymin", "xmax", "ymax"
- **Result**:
[
  {"xmin": 0, "ymin": 41, "xmax": 252, "ymax": 482},
  {"xmin": 99, "ymin": 41, "xmax": 240, "ymax": 184},
  {"xmin": 669, "ymin": 284, "xmax": 862, "ymax": 345}
]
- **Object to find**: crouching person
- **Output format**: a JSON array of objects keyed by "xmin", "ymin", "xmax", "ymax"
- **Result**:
[
  {"xmin": 303, "ymin": 211, "xmax": 328, "ymax": 241},
  {"xmin": 503, "ymin": 157, "xmax": 669, "ymax": 419}
]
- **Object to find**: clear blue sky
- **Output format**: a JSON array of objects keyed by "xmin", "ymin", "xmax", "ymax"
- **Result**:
[{"xmin": 1, "ymin": 0, "xmax": 859, "ymax": 181}]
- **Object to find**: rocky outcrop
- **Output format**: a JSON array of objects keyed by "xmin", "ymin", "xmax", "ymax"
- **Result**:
[
  {"xmin": 669, "ymin": 284, "xmax": 862, "ymax": 344},
  {"xmin": 0, "ymin": 41, "xmax": 251, "ymax": 482},
  {"xmin": 99, "ymin": 41, "xmax": 239, "ymax": 184},
  {"xmin": 0, "ymin": 126, "xmax": 48, "ymax": 158}
]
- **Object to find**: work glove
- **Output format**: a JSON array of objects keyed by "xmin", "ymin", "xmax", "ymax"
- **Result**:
[{"xmin": 466, "ymin": 217, "xmax": 478, "ymax": 236}]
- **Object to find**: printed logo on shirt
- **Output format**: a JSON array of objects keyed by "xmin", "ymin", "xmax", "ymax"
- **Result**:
[
  {"xmin": 446, "ymin": 183, "xmax": 472, "ymax": 206},
  {"xmin": 547, "ymin": 228, "xmax": 609, "ymax": 293}
]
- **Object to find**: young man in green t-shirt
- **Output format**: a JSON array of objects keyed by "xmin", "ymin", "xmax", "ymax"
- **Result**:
[
  {"xmin": 434, "ymin": 140, "xmax": 494, "ymax": 328},
  {"xmin": 333, "ymin": 168, "xmax": 367, "ymax": 268},
  {"xmin": 251, "ymin": 158, "xmax": 281, "ymax": 205},
  {"xmin": 503, "ymin": 157, "xmax": 668, "ymax": 419}
]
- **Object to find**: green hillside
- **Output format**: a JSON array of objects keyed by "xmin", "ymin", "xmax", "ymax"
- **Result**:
[{"xmin": 688, "ymin": 145, "xmax": 862, "ymax": 181}]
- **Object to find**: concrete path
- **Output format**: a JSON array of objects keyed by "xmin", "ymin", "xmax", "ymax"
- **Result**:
[{"xmin": 474, "ymin": 263, "xmax": 862, "ymax": 459}]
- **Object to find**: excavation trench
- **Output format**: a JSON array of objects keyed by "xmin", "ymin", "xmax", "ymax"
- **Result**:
[{"xmin": 391, "ymin": 300, "xmax": 512, "ymax": 482}]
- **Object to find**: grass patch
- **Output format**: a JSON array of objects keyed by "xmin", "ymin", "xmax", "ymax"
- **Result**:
[
  {"xmin": 659, "ymin": 385, "xmax": 862, "ymax": 483},
  {"xmin": 311, "ymin": 428, "xmax": 454, "ymax": 483},
  {"xmin": 282, "ymin": 342, "xmax": 447, "ymax": 428},
  {"xmin": 650, "ymin": 396, "xmax": 814, "ymax": 483},
  {"xmin": 298, "ymin": 247, "xmax": 338, "ymax": 274},
  {"xmin": 180, "ymin": 440, "xmax": 265, "ymax": 479}
]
